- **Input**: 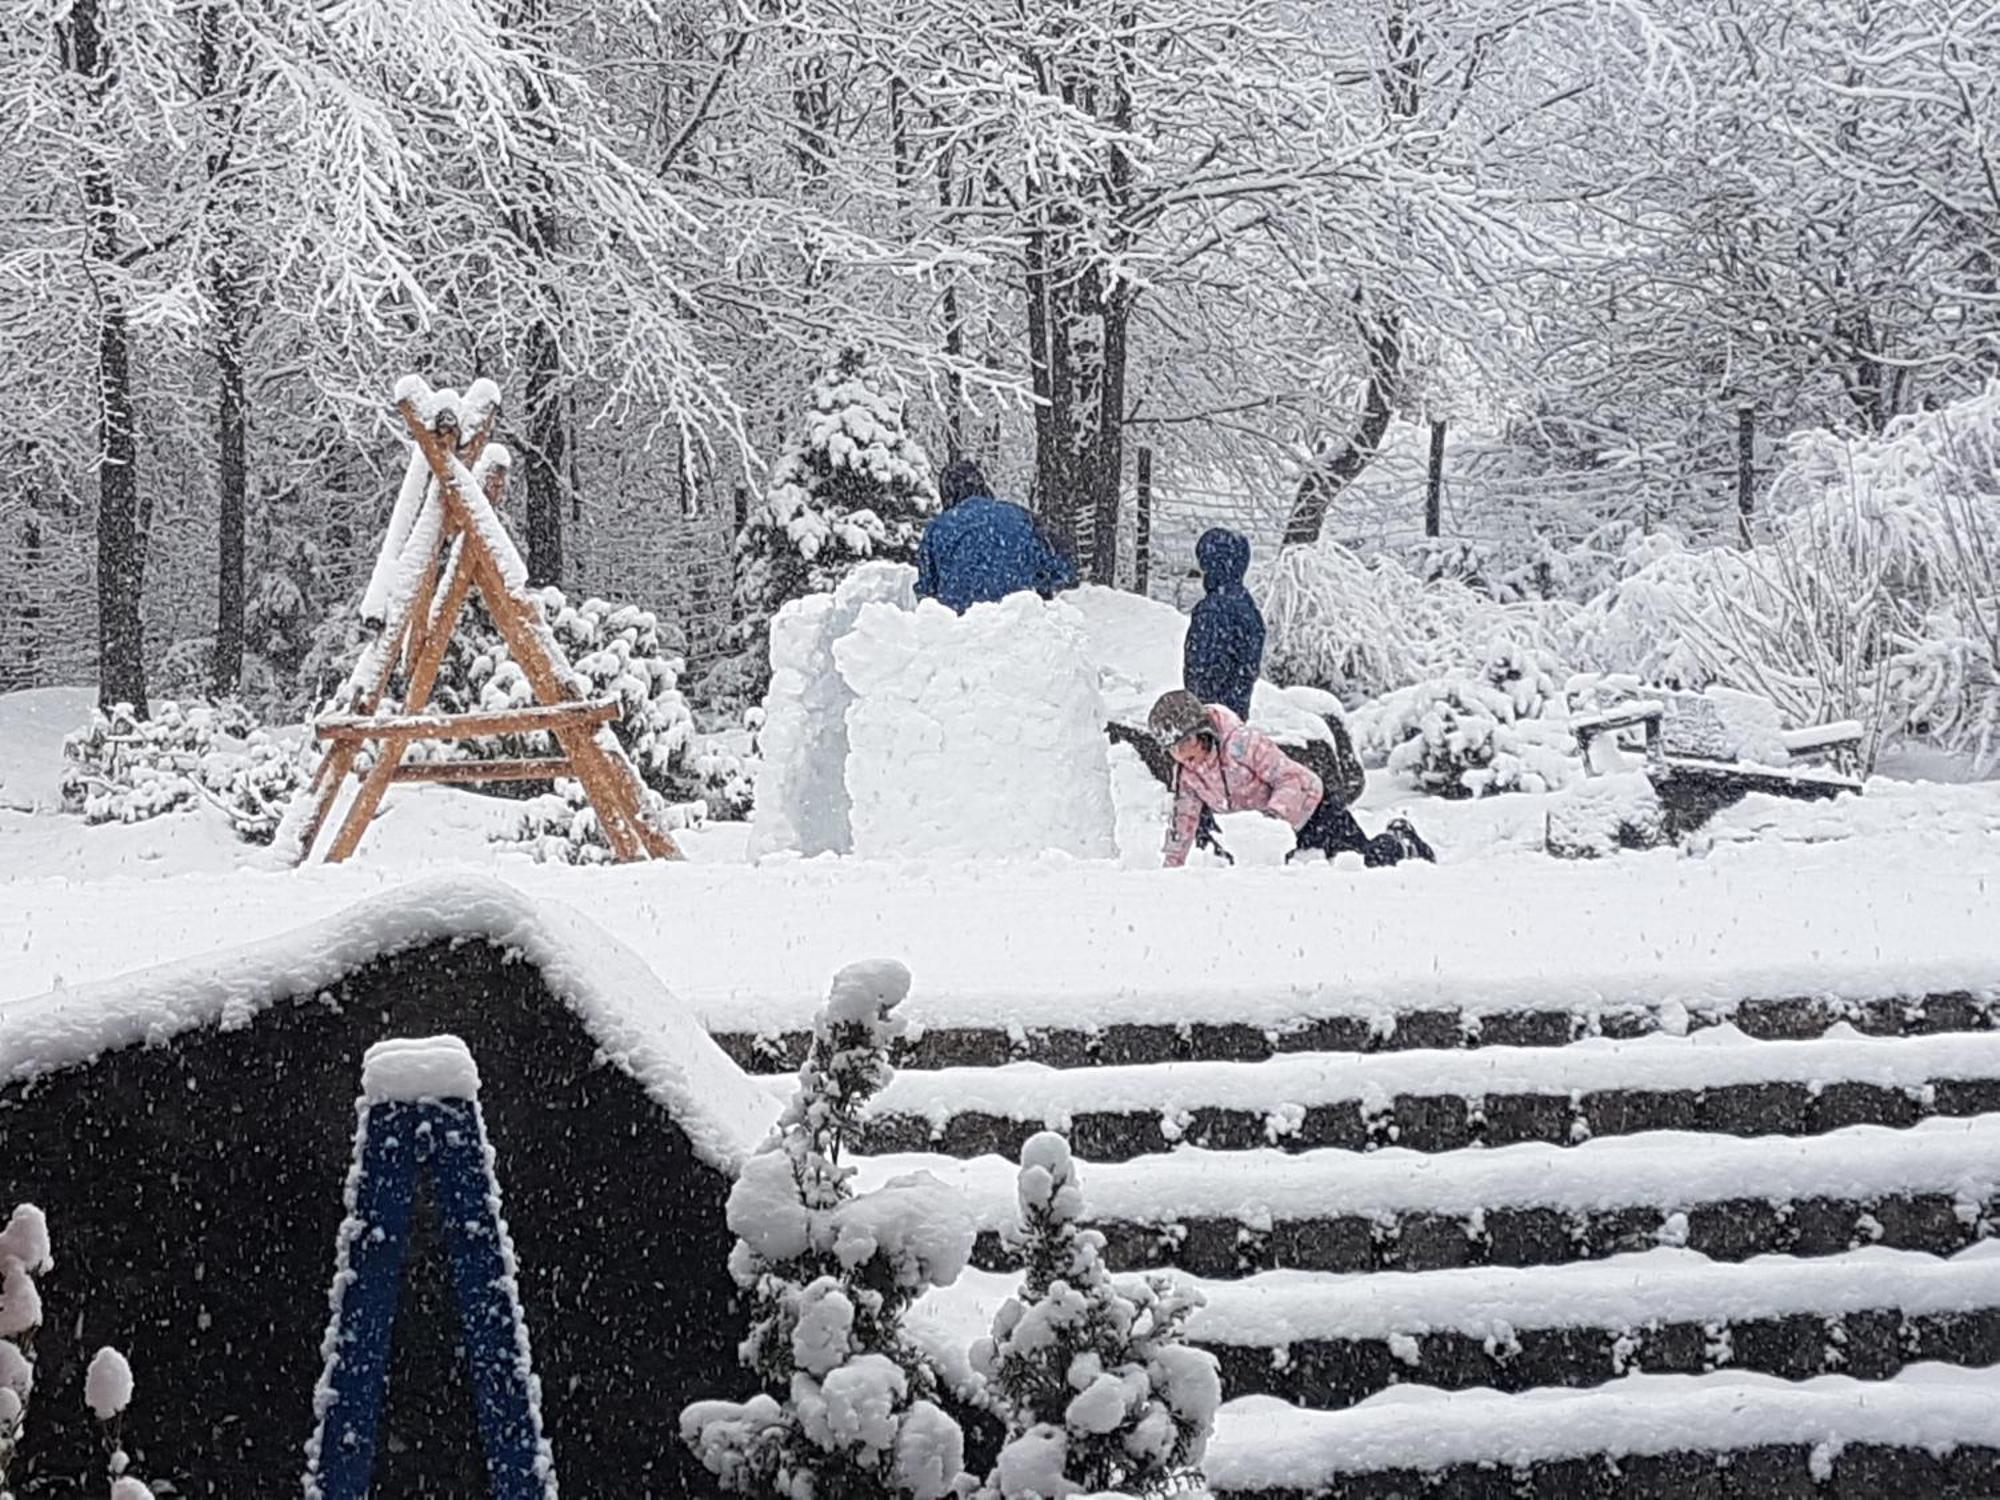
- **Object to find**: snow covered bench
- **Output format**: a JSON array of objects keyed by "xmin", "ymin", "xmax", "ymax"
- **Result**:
[{"xmin": 1569, "ymin": 690, "xmax": 1862, "ymax": 839}]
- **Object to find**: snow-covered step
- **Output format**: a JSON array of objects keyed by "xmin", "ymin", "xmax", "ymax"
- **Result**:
[
  {"xmin": 858, "ymin": 1116, "xmax": 2000, "ymax": 1278},
  {"xmin": 863, "ymin": 1029, "xmax": 2000, "ymax": 1159},
  {"xmin": 1204, "ymin": 1363, "xmax": 2000, "ymax": 1498},
  {"xmin": 914, "ymin": 1246, "xmax": 2000, "ymax": 1410},
  {"xmin": 713, "ymin": 987, "xmax": 2000, "ymax": 1072},
  {"xmin": 1192, "ymin": 1245, "xmax": 2000, "ymax": 1406}
]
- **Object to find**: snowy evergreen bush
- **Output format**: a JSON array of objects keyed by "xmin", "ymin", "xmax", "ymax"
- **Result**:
[
  {"xmin": 0, "ymin": 1205, "xmax": 50, "ymax": 1498},
  {"xmin": 681, "ymin": 960, "xmax": 973, "ymax": 1500},
  {"xmin": 0, "ymin": 1209, "xmax": 158, "ymax": 1500},
  {"xmin": 728, "ymin": 347, "xmax": 938, "ymax": 701},
  {"xmin": 305, "ymin": 583, "xmax": 749, "ymax": 832},
  {"xmin": 85, "ymin": 1347, "xmax": 155, "ymax": 1500},
  {"xmin": 1352, "ymin": 641, "xmax": 1580, "ymax": 799},
  {"xmin": 59, "ymin": 702, "xmax": 306, "ymax": 843},
  {"xmin": 969, "ymin": 1133, "xmax": 1218, "ymax": 1500},
  {"xmin": 504, "ymin": 778, "xmax": 715, "ymax": 865}
]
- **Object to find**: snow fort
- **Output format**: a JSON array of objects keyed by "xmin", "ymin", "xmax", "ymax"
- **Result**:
[
  {"xmin": 751, "ymin": 562, "xmax": 1118, "ymax": 861},
  {"xmin": 0, "ymin": 878, "xmax": 769, "ymax": 1497}
]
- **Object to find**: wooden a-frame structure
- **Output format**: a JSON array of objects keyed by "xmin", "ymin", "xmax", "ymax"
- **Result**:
[{"xmin": 287, "ymin": 375, "xmax": 679, "ymax": 865}]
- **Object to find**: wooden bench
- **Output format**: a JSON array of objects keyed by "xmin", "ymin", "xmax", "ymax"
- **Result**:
[{"xmin": 1570, "ymin": 693, "xmax": 1863, "ymax": 837}]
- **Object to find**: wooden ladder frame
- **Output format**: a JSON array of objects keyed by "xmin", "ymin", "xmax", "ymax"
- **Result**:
[{"xmin": 290, "ymin": 377, "xmax": 679, "ymax": 865}]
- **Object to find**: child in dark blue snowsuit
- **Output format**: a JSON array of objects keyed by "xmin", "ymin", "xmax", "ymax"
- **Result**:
[{"xmin": 1183, "ymin": 528, "xmax": 1264, "ymax": 719}]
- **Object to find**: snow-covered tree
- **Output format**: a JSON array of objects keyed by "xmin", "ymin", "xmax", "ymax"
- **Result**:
[
  {"xmin": 731, "ymin": 348, "xmax": 937, "ymax": 696},
  {"xmin": 970, "ymin": 1133, "xmax": 1218, "ymax": 1500},
  {"xmin": 0, "ymin": 1205, "xmax": 51, "ymax": 1499},
  {"xmin": 681, "ymin": 960, "xmax": 973, "ymax": 1500},
  {"xmin": 85, "ymin": 1346, "xmax": 155, "ymax": 1500}
]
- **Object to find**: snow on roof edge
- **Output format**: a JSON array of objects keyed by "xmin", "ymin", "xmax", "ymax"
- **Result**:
[{"xmin": 0, "ymin": 874, "xmax": 781, "ymax": 1174}]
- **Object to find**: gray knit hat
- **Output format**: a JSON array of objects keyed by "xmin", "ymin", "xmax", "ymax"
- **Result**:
[{"xmin": 1148, "ymin": 689, "xmax": 1211, "ymax": 746}]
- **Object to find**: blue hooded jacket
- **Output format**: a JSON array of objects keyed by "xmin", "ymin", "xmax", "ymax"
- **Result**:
[
  {"xmin": 1183, "ymin": 528, "xmax": 1264, "ymax": 720},
  {"xmin": 914, "ymin": 493, "xmax": 1078, "ymax": 614}
]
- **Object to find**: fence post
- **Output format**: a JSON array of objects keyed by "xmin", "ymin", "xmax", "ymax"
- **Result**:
[
  {"xmin": 1425, "ymin": 420, "xmax": 1446, "ymax": 539},
  {"xmin": 1736, "ymin": 405, "xmax": 1756, "ymax": 545},
  {"xmin": 1134, "ymin": 446, "xmax": 1153, "ymax": 595}
]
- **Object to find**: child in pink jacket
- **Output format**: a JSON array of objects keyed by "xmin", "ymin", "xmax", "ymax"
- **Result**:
[{"xmin": 1149, "ymin": 690, "xmax": 1433, "ymax": 869}]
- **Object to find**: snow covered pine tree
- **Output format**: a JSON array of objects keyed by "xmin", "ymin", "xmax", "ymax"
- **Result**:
[
  {"xmin": 970, "ymin": 1134, "xmax": 1219, "ymax": 1499},
  {"xmin": 729, "ymin": 348, "xmax": 938, "ymax": 698},
  {"xmin": 0, "ymin": 1206, "xmax": 51, "ymax": 1498},
  {"xmin": 681, "ymin": 960, "xmax": 974, "ymax": 1498}
]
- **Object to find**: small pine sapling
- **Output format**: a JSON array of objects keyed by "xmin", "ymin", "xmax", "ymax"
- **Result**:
[
  {"xmin": 84, "ymin": 1347, "xmax": 153, "ymax": 1499},
  {"xmin": 970, "ymin": 1134, "xmax": 1219, "ymax": 1499},
  {"xmin": 0, "ymin": 1206, "xmax": 51, "ymax": 1500},
  {"xmin": 681, "ymin": 960, "xmax": 973, "ymax": 1499}
]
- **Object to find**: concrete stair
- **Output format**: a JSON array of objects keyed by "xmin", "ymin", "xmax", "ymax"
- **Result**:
[{"xmin": 826, "ymin": 986, "xmax": 2000, "ymax": 1496}]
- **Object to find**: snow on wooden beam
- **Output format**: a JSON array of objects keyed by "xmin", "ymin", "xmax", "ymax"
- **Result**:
[{"xmin": 313, "ymin": 700, "xmax": 620, "ymax": 742}]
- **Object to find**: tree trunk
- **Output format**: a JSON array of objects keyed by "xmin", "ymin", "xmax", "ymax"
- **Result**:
[
  {"xmin": 212, "ymin": 275, "xmax": 247, "ymax": 692},
  {"xmin": 1283, "ymin": 304, "xmax": 1401, "ymax": 546},
  {"xmin": 523, "ymin": 314, "xmax": 566, "ymax": 588},
  {"xmin": 1424, "ymin": 419, "xmax": 1445, "ymax": 538},
  {"xmin": 66, "ymin": 0, "xmax": 148, "ymax": 714},
  {"xmin": 1133, "ymin": 445, "xmax": 1153, "ymax": 594},
  {"xmin": 202, "ymin": 0, "xmax": 247, "ymax": 696},
  {"xmin": 1736, "ymin": 404, "xmax": 1756, "ymax": 545},
  {"xmin": 1086, "ymin": 286, "xmax": 1129, "ymax": 585}
]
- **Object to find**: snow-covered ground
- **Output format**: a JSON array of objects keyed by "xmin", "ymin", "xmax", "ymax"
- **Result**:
[{"xmin": 5, "ymin": 677, "xmax": 2000, "ymax": 1038}]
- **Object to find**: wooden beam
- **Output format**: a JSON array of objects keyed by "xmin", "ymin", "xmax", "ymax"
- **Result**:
[
  {"xmin": 391, "ymin": 758, "xmax": 572, "ymax": 784},
  {"xmin": 315, "ymin": 699, "xmax": 621, "ymax": 742},
  {"xmin": 396, "ymin": 395, "xmax": 674, "ymax": 861}
]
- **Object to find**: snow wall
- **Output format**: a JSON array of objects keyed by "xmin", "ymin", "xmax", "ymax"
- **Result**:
[{"xmin": 752, "ymin": 563, "xmax": 1117, "ymax": 861}]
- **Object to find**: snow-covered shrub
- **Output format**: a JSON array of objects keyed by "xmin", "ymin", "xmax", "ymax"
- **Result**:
[
  {"xmin": 1353, "ymin": 641, "xmax": 1580, "ymax": 798},
  {"xmin": 681, "ymin": 961, "xmax": 973, "ymax": 1499},
  {"xmin": 729, "ymin": 347, "xmax": 939, "ymax": 700},
  {"xmin": 85, "ymin": 1346, "xmax": 155, "ymax": 1500},
  {"xmin": 59, "ymin": 701, "xmax": 306, "ymax": 843},
  {"xmin": 969, "ymin": 1134, "xmax": 1218, "ymax": 1500},
  {"xmin": 0, "ymin": 1205, "xmax": 51, "ymax": 1496},
  {"xmin": 309, "ymin": 584, "xmax": 747, "ymax": 824},
  {"xmin": 1562, "ymin": 386, "xmax": 2000, "ymax": 773},
  {"xmin": 1, "ymin": 1213, "xmax": 159, "ymax": 1500},
  {"xmin": 504, "ymin": 779, "xmax": 712, "ymax": 865},
  {"xmin": 1255, "ymin": 539, "xmax": 1569, "ymax": 704},
  {"xmin": 1544, "ymin": 773, "xmax": 1667, "ymax": 858},
  {"xmin": 438, "ymin": 590, "xmax": 703, "ymax": 789}
]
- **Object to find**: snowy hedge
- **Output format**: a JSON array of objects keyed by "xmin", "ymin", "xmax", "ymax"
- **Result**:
[
  {"xmin": 1560, "ymin": 386, "xmax": 2000, "ymax": 773},
  {"xmin": 1351, "ymin": 641, "xmax": 1581, "ymax": 799},
  {"xmin": 59, "ymin": 701, "xmax": 306, "ymax": 843}
]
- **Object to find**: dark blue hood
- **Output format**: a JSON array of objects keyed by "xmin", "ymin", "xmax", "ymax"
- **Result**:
[{"xmin": 1196, "ymin": 528, "xmax": 1250, "ymax": 592}]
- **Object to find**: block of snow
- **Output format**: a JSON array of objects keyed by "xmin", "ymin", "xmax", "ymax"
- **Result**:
[
  {"xmin": 751, "ymin": 562, "xmax": 917, "ymax": 858},
  {"xmin": 837, "ymin": 591, "xmax": 1116, "ymax": 861},
  {"xmin": 752, "ymin": 566, "xmax": 1117, "ymax": 861},
  {"xmin": 361, "ymin": 1035, "xmax": 481, "ymax": 1102}
]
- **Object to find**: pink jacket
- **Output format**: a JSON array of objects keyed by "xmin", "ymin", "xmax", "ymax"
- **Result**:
[{"xmin": 1163, "ymin": 705, "xmax": 1323, "ymax": 867}]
